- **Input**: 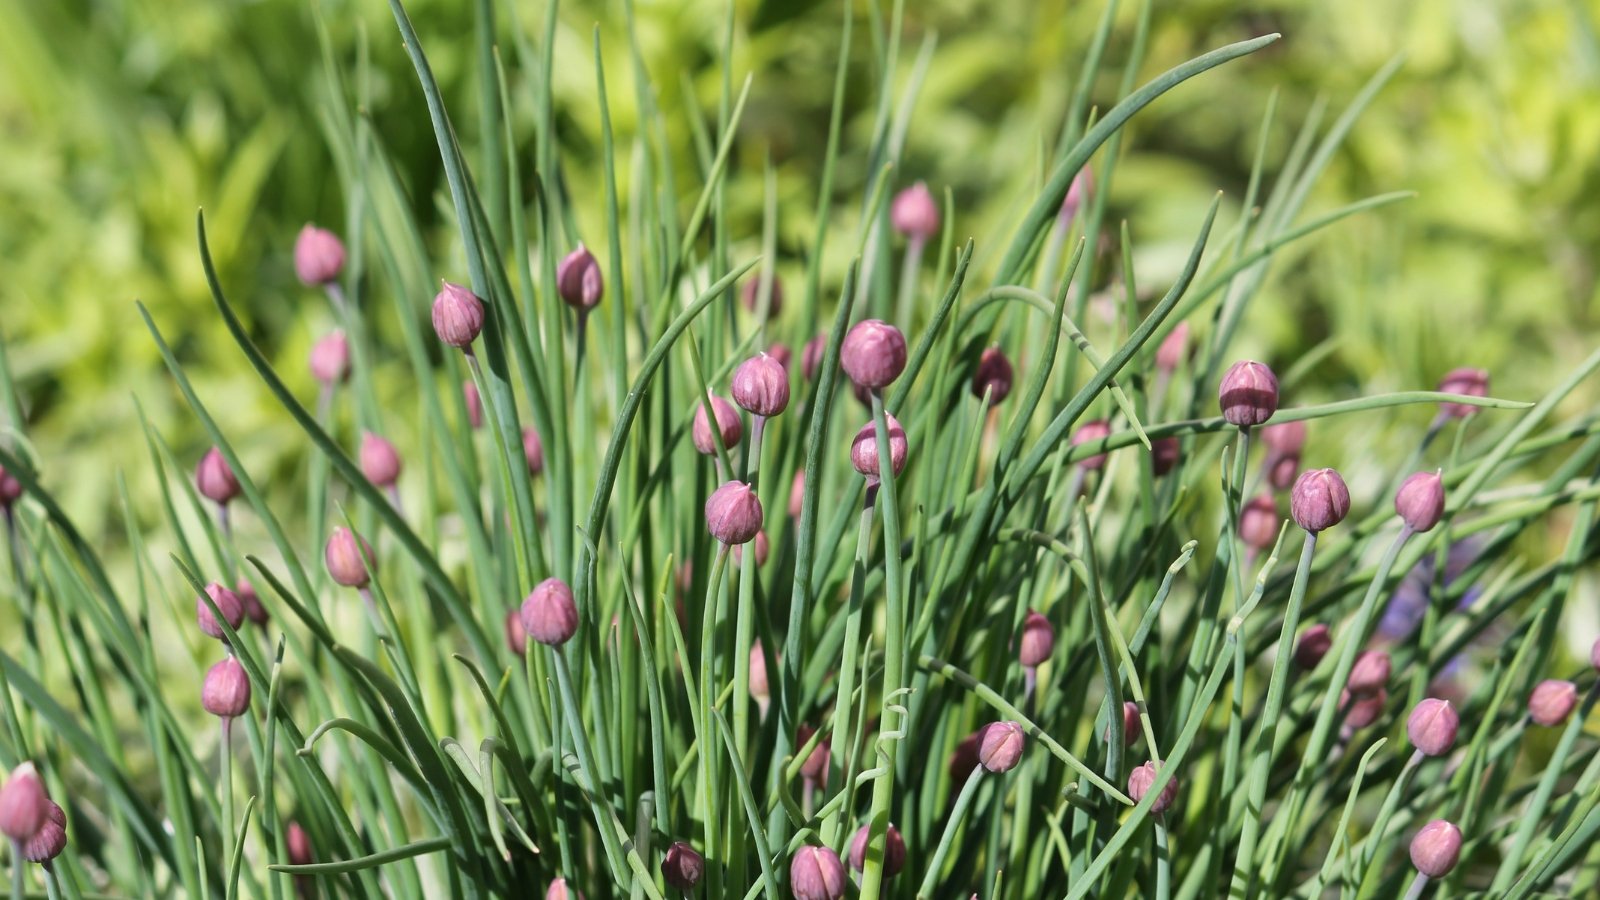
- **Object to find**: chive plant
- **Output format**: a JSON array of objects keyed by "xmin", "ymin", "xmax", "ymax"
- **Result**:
[{"xmin": 1, "ymin": 1, "xmax": 1598, "ymax": 899}]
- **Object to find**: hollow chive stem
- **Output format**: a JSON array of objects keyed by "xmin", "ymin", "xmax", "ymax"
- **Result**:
[
  {"xmin": 1401, "ymin": 872, "xmax": 1429, "ymax": 900},
  {"xmin": 697, "ymin": 546, "xmax": 730, "ymax": 874},
  {"xmin": 917, "ymin": 766, "xmax": 985, "ymax": 899},
  {"xmin": 821, "ymin": 498, "xmax": 875, "ymax": 848},
  {"xmin": 11, "ymin": 838, "xmax": 23, "ymax": 900},
  {"xmin": 1490, "ymin": 682, "xmax": 1600, "ymax": 891},
  {"xmin": 731, "ymin": 416, "xmax": 766, "ymax": 763},
  {"xmin": 893, "ymin": 236, "xmax": 925, "ymax": 335},
  {"xmin": 220, "ymin": 717, "xmax": 234, "ymax": 888}
]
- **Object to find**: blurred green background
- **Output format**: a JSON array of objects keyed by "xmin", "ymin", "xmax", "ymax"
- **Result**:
[{"xmin": 2, "ymin": 0, "xmax": 1598, "ymax": 541}]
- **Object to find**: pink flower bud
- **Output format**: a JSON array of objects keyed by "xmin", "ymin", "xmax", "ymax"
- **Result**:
[
  {"xmin": 850, "ymin": 415, "xmax": 909, "ymax": 484},
  {"xmin": 1290, "ymin": 468, "xmax": 1350, "ymax": 533},
  {"xmin": 504, "ymin": 608, "xmax": 527, "ymax": 656},
  {"xmin": 848, "ymin": 823, "xmax": 906, "ymax": 877},
  {"xmin": 1155, "ymin": 322, "xmax": 1189, "ymax": 372},
  {"xmin": 732, "ymin": 353, "xmax": 790, "ymax": 418},
  {"xmin": 840, "ymin": 320, "xmax": 907, "ymax": 391},
  {"xmin": 742, "ymin": 274, "xmax": 783, "ymax": 318},
  {"xmin": 661, "ymin": 841, "xmax": 705, "ymax": 890},
  {"xmin": 1293, "ymin": 624, "xmax": 1332, "ymax": 670},
  {"xmin": 1347, "ymin": 650, "xmax": 1391, "ymax": 696},
  {"xmin": 1395, "ymin": 470, "xmax": 1445, "ymax": 533},
  {"xmin": 789, "ymin": 469, "xmax": 806, "ymax": 519},
  {"xmin": 309, "ymin": 330, "xmax": 351, "ymax": 386},
  {"xmin": 556, "ymin": 244, "xmax": 603, "ymax": 310},
  {"xmin": 1070, "ymin": 419, "xmax": 1113, "ymax": 470},
  {"xmin": 294, "ymin": 224, "xmax": 345, "ymax": 286},
  {"xmin": 463, "ymin": 381, "xmax": 483, "ymax": 429},
  {"xmin": 522, "ymin": 427, "xmax": 545, "ymax": 476},
  {"xmin": 1105, "ymin": 700, "xmax": 1141, "ymax": 745},
  {"xmin": 977, "ymin": 721, "xmax": 1026, "ymax": 773},
  {"xmin": 1268, "ymin": 453, "xmax": 1300, "ymax": 492},
  {"xmin": 790, "ymin": 845, "xmax": 848, "ymax": 900},
  {"xmin": 1128, "ymin": 761, "xmax": 1178, "ymax": 813},
  {"xmin": 360, "ymin": 432, "xmax": 402, "ymax": 488},
  {"xmin": 1407, "ymin": 698, "xmax": 1459, "ymax": 756},
  {"xmin": 21, "ymin": 801, "xmax": 66, "ymax": 863},
  {"xmin": 1340, "ymin": 687, "xmax": 1387, "ymax": 729},
  {"xmin": 1151, "ymin": 437, "xmax": 1180, "ymax": 477},
  {"xmin": 1409, "ymin": 819, "xmax": 1462, "ymax": 878},
  {"xmin": 1218, "ymin": 360, "xmax": 1279, "ymax": 427},
  {"xmin": 890, "ymin": 181, "xmax": 940, "ymax": 241},
  {"xmin": 196, "ymin": 582, "xmax": 246, "ymax": 640},
  {"xmin": 796, "ymin": 724, "xmax": 831, "ymax": 783},
  {"xmin": 324, "ymin": 527, "xmax": 372, "ymax": 588},
  {"xmin": 0, "ymin": 763, "xmax": 49, "ymax": 842},
  {"xmin": 545, "ymin": 878, "xmax": 584, "ymax": 900},
  {"xmin": 202, "ymin": 657, "xmax": 251, "ymax": 719},
  {"xmin": 1018, "ymin": 611, "xmax": 1054, "ymax": 667},
  {"xmin": 286, "ymin": 821, "xmax": 313, "ymax": 866},
  {"xmin": 749, "ymin": 643, "xmax": 771, "ymax": 706},
  {"xmin": 692, "ymin": 394, "xmax": 744, "ymax": 456},
  {"xmin": 1528, "ymin": 679, "xmax": 1578, "ymax": 726},
  {"xmin": 802, "ymin": 335, "xmax": 828, "ymax": 382},
  {"xmin": 1061, "ymin": 167, "xmax": 1092, "ymax": 223},
  {"xmin": 195, "ymin": 448, "xmax": 240, "ymax": 505},
  {"xmin": 949, "ymin": 730, "xmax": 981, "ymax": 779},
  {"xmin": 1239, "ymin": 494, "xmax": 1280, "ymax": 552},
  {"xmin": 1437, "ymin": 368, "xmax": 1489, "ymax": 419},
  {"xmin": 971, "ymin": 347, "xmax": 1014, "ymax": 403},
  {"xmin": 767, "ymin": 342, "xmax": 793, "ymax": 371},
  {"xmin": 1260, "ymin": 420, "xmax": 1307, "ymax": 455},
  {"xmin": 431, "ymin": 282, "xmax": 485, "ymax": 348},
  {"xmin": 733, "ymin": 530, "xmax": 771, "ymax": 568},
  {"xmin": 237, "ymin": 579, "xmax": 268, "ymax": 626},
  {"xmin": 705, "ymin": 481, "xmax": 763, "ymax": 545},
  {"xmin": 521, "ymin": 578, "xmax": 579, "ymax": 647}
]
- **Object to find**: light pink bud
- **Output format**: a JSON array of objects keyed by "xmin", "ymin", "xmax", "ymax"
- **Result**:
[
  {"xmin": 463, "ymin": 381, "xmax": 483, "ymax": 429},
  {"xmin": 196, "ymin": 582, "xmax": 246, "ymax": 640},
  {"xmin": 1239, "ymin": 494, "xmax": 1280, "ymax": 552},
  {"xmin": 324, "ymin": 527, "xmax": 372, "ymax": 588},
  {"xmin": 1290, "ymin": 468, "xmax": 1350, "ymax": 533},
  {"xmin": 0, "ymin": 763, "xmax": 49, "ymax": 842},
  {"xmin": 802, "ymin": 335, "xmax": 828, "ymax": 382},
  {"xmin": 1155, "ymin": 323, "xmax": 1189, "ymax": 372},
  {"xmin": 1347, "ymin": 650, "xmax": 1391, "ymax": 696},
  {"xmin": 789, "ymin": 469, "xmax": 806, "ymax": 519},
  {"xmin": 1105, "ymin": 700, "xmax": 1141, "ymax": 745},
  {"xmin": 545, "ymin": 878, "xmax": 584, "ymax": 900},
  {"xmin": 1395, "ymin": 470, "xmax": 1445, "ymax": 533},
  {"xmin": 557, "ymin": 244, "xmax": 603, "ymax": 310},
  {"xmin": 742, "ymin": 274, "xmax": 784, "ymax": 318},
  {"xmin": 360, "ymin": 432, "xmax": 402, "ymax": 488},
  {"xmin": 977, "ymin": 721, "xmax": 1026, "ymax": 773},
  {"xmin": 1218, "ymin": 360, "xmax": 1279, "ymax": 427},
  {"xmin": 286, "ymin": 821, "xmax": 313, "ymax": 866},
  {"xmin": 1018, "ymin": 610, "xmax": 1054, "ymax": 667},
  {"xmin": 1260, "ymin": 420, "xmax": 1307, "ymax": 455},
  {"xmin": 848, "ymin": 822, "xmax": 906, "ymax": 877},
  {"xmin": 749, "ymin": 644, "xmax": 771, "ymax": 706},
  {"xmin": 732, "ymin": 353, "xmax": 790, "ymax": 418},
  {"xmin": 1268, "ymin": 453, "xmax": 1300, "ymax": 491},
  {"xmin": 1407, "ymin": 698, "xmax": 1459, "ymax": 756},
  {"xmin": 797, "ymin": 724, "xmax": 831, "ymax": 783},
  {"xmin": 309, "ymin": 330, "xmax": 351, "ymax": 386},
  {"xmin": 840, "ymin": 320, "xmax": 907, "ymax": 391},
  {"xmin": 692, "ymin": 394, "xmax": 744, "ymax": 456},
  {"xmin": 790, "ymin": 845, "xmax": 847, "ymax": 900},
  {"xmin": 1409, "ymin": 820, "xmax": 1462, "ymax": 878},
  {"xmin": 237, "ymin": 579, "xmax": 268, "ymax": 626},
  {"xmin": 850, "ymin": 415, "xmax": 909, "ymax": 484},
  {"xmin": 522, "ymin": 427, "xmax": 544, "ymax": 476},
  {"xmin": 705, "ymin": 481, "xmax": 763, "ymax": 545},
  {"xmin": 521, "ymin": 578, "xmax": 579, "ymax": 647},
  {"xmin": 195, "ymin": 448, "xmax": 240, "ymax": 505},
  {"xmin": 890, "ymin": 181, "xmax": 940, "ymax": 241},
  {"xmin": 294, "ymin": 224, "xmax": 345, "ymax": 286},
  {"xmin": 1152, "ymin": 437, "xmax": 1180, "ymax": 477},
  {"xmin": 1528, "ymin": 679, "xmax": 1578, "ymax": 726},
  {"xmin": 202, "ymin": 657, "xmax": 251, "ymax": 719},
  {"xmin": 504, "ymin": 608, "xmax": 528, "ymax": 656},
  {"xmin": 1061, "ymin": 167, "xmax": 1092, "ymax": 223},
  {"xmin": 431, "ymin": 282, "xmax": 485, "ymax": 348},
  {"xmin": 1070, "ymin": 419, "xmax": 1113, "ymax": 470},
  {"xmin": 1340, "ymin": 687, "xmax": 1387, "ymax": 729},
  {"xmin": 732, "ymin": 529, "xmax": 770, "ymax": 567},
  {"xmin": 1437, "ymin": 368, "xmax": 1489, "ymax": 419}
]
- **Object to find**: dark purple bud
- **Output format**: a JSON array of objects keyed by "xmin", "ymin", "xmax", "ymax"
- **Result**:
[
  {"xmin": 741, "ymin": 273, "xmax": 783, "ymax": 318},
  {"xmin": 796, "ymin": 724, "xmax": 831, "ymax": 783},
  {"xmin": 1018, "ymin": 611, "xmax": 1055, "ymax": 667},
  {"xmin": 802, "ymin": 335, "xmax": 828, "ymax": 382},
  {"xmin": 1528, "ymin": 679, "xmax": 1578, "ymax": 726},
  {"xmin": 431, "ymin": 282, "xmax": 485, "ymax": 348},
  {"xmin": 1347, "ymin": 650, "xmax": 1391, "ymax": 696},
  {"xmin": 0, "ymin": 763, "xmax": 49, "ymax": 842},
  {"xmin": 195, "ymin": 448, "xmax": 240, "ymax": 505},
  {"xmin": 360, "ymin": 432, "xmax": 402, "ymax": 488},
  {"xmin": 977, "ymin": 721, "xmax": 1026, "ymax": 773},
  {"xmin": 1395, "ymin": 470, "xmax": 1445, "ymax": 533},
  {"xmin": 504, "ymin": 608, "xmax": 527, "ymax": 657},
  {"xmin": 1260, "ymin": 420, "xmax": 1307, "ymax": 455},
  {"xmin": 1070, "ymin": 419, "xmax": 1113, "ymax": 470},
  {"xmin": 840, "ymin": 320, "xmax": 907, "ymax": 391},
  {"xmin": 1218, "ymin": 360, "xmax": 1279, "ymax": 427},
  {"xmin": 890, "ymin": 181, "xmax": 940, "ymax": 241},
  {"xmin": 1407, "ymin": 698, "xmax": 1459, "ymax": 756},
  {"xmin": 948, "ymin": 731, "xmax": 981, "ymax": 780},
  {"xmin": 21, "ymin": 801, "xmax": 66, "ymax": 864},
  {"xmin": 1105, "ymin": 700, "xmax": 1141, "ymax": 745},
  {"xmin": 522, "ymin": 427, "xmax": 544, "ymax": 476},
  {"xmin": 324, "ymin": 527, "xmax": 372, "ymax": 588},
  {"xmin": 850, "ymin": 415, "xmax": 909, "ymax": 484},
  {"xmin": 1151, "ymin": 437, "xmax": 1180, "ymax": 477},
  {"xmin": 1239, "ymin": 494, "xmax": 1280, "ymax": 552},
  {"xmin": 1290, "ymin": 468, "xmax": 1350, "ymax": 533},
  {"xmin": 1340, "ymin": 687, "xmax": 1387, "ymax": 729},
  {"xmin": 692, "ymin": 394, "xmax": 744, "ymax": 456},
  {"xmin": 705, "ymin": 481, "xmax": 763, "ymax": 545},
  {"xmin": 521, "ymin": 578, "xmax": 579, "ymax": 647},
  {"xmin": 661, "ymin": 841, "xmax": 705, "ymax": 890},
  {"xmin": 309, "ymin": 330, "xmax": 351, "ymax": 386},
  {"xmin": 1437, "ymin": 368, "xmax": 1489, "ymax": 419},
  {"xmin": 1409, "ymin": 820, "xmax": 1462, "ymax": 878},
  {"xmin": 1293, "ymin": 624, "xmax": 1332, "ymax": 670},
  {"xmin": 732, "ymin": 353, "xmax": 790, "ymax": 417},
  {"xmin": 848, "ymin": 823, "xmax": 906, "ymax": 877},
  {"xmin": 196, "ymin": 582, "xmax": 246, "ymax": 640},
  {"xmin": 1128, "ymin": 761, "xmax": 1178, "ymax": 813},
  {"xmin": 790, "ymin": 845, "xmax": 848, "ymax": 900},
  {"xmin": 237, "ymin": 579, "xmax": 268, "ymax": 626},
  {"xmin": 1155, "ymin": 323, "xmax": 1189, "ymax": 372},
  {"xmin": 294, "ymin": 224, "xmax": 346, "ymax": 286},
  {"xmin": 202, "ymin": 657, "xmax": 251, "ymax": 719},
  {"xmin": 971, "ymin": 347, "xmax": 1014, "ymax": 403},
  {"xmin": 557, "ymin": 244, "xmax": 603, "ymax": 310}
]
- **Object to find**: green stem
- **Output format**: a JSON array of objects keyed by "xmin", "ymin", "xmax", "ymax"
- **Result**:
[
  {"xmin": 731, "ymin": 417, "xmax": 767, "ymax": 765},
  {"xmin": 1491, "ymin": 683, "xmax": 1600, "ymax": 891},
  {"xmin": 916, "ymin": 766, "xmax": 985, "ymax": 899},
  {"xmin": 220, "ymin": 717, "xmax": 233, "ymax": 900}
]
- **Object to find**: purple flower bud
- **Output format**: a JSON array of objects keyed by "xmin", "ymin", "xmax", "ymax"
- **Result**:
[
  {"xmin": 1395, "ymin": 470, "xmax": 1445, "ymax": 533},
  {"xmin": 309, "ymin": 330, "xmax": 351, "ymax": 386},
  {"xmin": 21, "ymin": 801, "xmax": 66, "ymax": 864},
  {"xmin": 890, "ymin": 181, "xmax": 940, "ymax": 241},
  {"xmin": 286, "ymin": 821, "xmax": 313, "ymax": 866},
  {"xmin": 1018, "ymin": 611, "xmax": 1055, "ymax": 668},
  {"xmin": 790, "ymin": 845, "xmax": 848, "ymax": 900},
  {"xmin": 195, "ymin": 448, "xmax": 240, "ymax": 505},
  {"xmin": 742, "ymin": 273, "xmax": 783, "ymax": 318},
  {"xmin": 294, "ymin": 224, "xmax": 346, "ymax": 286},
  {"xmin": 1105, "ymin": 701, "xmax": 1141, "ymax": 745},
  {"xmin": 749, "ymin": 643, "xmax": 770, "ymax": 706},
  {"xmin": 850, "ymin": 415, "xmax": 909, "ymax": 484},
  {"xmin": 0, "ymin": 763, "xmax": 49, "ymax": 842},
  {"xmin": 1340, "ymin": 687, "xmax": 1387, "ymax": 730},
  {"xmin": 692, "ymin": 394, "xmax": 744, "ymax": 456},
  {"xmin": 732, "ymin": 353, "xmax": 791, "ymax": 418},
  {"xmin": 1061, "ymin": 167, "xmax": 1092, "ymax": 223},
  {"xmin": 1290, "ymin": 468, "xmax": 1350, "ymax": 533},
  {"xmin": 1151, "ymin": 437, "xmax": 1180, "ymax": 477},
  {"xmin": 1268, "ymin": 453, "xmax": 1300, "ymax": 492},
  {"xmin": 1528, "ymin": 679, "xmax": 1578, "ymax": 726},
  {"xmin": 1239, "ymin": 494, "xmax": 1280, "ymax": 552},
  {"xmin": 431, "ymin": 282, "xmax": 485, "ymax": 348},
  {"xmin": 1218, "ymin": 360, "xmax": 1279, "ymax": 427},
  {"xmin": 360, "ymin": 432, "xmax": 402, "ymax": 488},
  {"xmin": 1409, "ymin": 820, "xmax": 1462, "ymax": 878},
  {"xmin": 705, "ymin": 481, "xmax": 763, "ymax": 545},
  {"xmin": 522, "ymin": 427, "xmax": 544, "ymax": 476},
  {"xmin": 789, "ymin": 469, "xmax": 806, "ymax": 519},
  {"xmin": 521, "ymin": 578, "xmax": 579, "ymax": 647},
  {"xmin": 557, "ymin": 244, "xmax": 603, "ymax": 310},
  {"xmin": 767, "ymin": 342, "xmax": 793, "ymax": 371},
  {"xmin": 196, "ymin": 582, "xmax": 246, "ymax": 640},
  {"xmin": 1293, "ymin": 624, "xmax": 1332, "ymax": 670},
  {"xmin": 732, "ymin": 529, "xmax": 770, "ymax": 567},
  {"xmin": 1437, "ymin": 368, "xmax": 1489, "ymax": 419},
  {"xmin": 202, "ymin": 657, "xmax": 251, "ymax": 719},
  {"xmin": 504, "ymin": 608, "xmax": 527, "ymax": 656},
  {"xmin": 1347, "ymin": 650, "xmax": 1391, "ymax": 696},
  {"xmin": 1128, "ymin": 761, "xmax": 1178, "ymax": 813},
  {"xmin": 971, "ymin": 347, "xmax": 1014, "ymax": 404},
  {"xmin": 463, "ymin": 381, "xmax": 483, "ymax": 429},
  {"xmin": 1070, "ymin": 420, "xmax": 1113, "ymax": 470},
  {"xmin": 802, "ymin": 335, "xmax": 828, "ymax": 381},
  {"xmin": 796, "ymin": 724, "xmax": 831, "ymax": 783},
  {"xmin": 840, "ymin": 320, "xmax": 907, "ymax": 391},
  {"xmin": 1155, "ymin": 323, "xmax": 1189, "ymax": 372},
  {"xmin": 237, "ymin": 579, "xmax": 268, "ymax": 626},
  {"xmin": 324, "ymin": 527, "xmax": 372, "ymax": 588},
  {"xmin": 977, "ymin": 721, "xmax": 1026, "ymax": 773},
  {"xmin": 949, "ymin": 730, "xmax": 981, "ymax": 779},
  {"xmin": 1407, "ymin": 698, "xmax": 1459, "ymax": 756},
  {"xmin": 0, "ymin": 465, "xmax": 20, "ymax": 508},
  {"xmin": 661, "ymin": 841, "xmax": 705, "ymax": 890},
  {"xmin": 1260, "ymin": 420, "xmax": 1307, "ymax": 455},
  {"xmin": 849, "ymin": 823, "xmax": 906, "ymax": 877},
  {"xmin": 545, "ymin": 878, "xmax": 584, "ymax": 900}
]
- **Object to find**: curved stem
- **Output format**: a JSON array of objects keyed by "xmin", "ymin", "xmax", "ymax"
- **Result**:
[{"xmin": 916, "ymin": 767, "xmax": 985, "ymax": 899}]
